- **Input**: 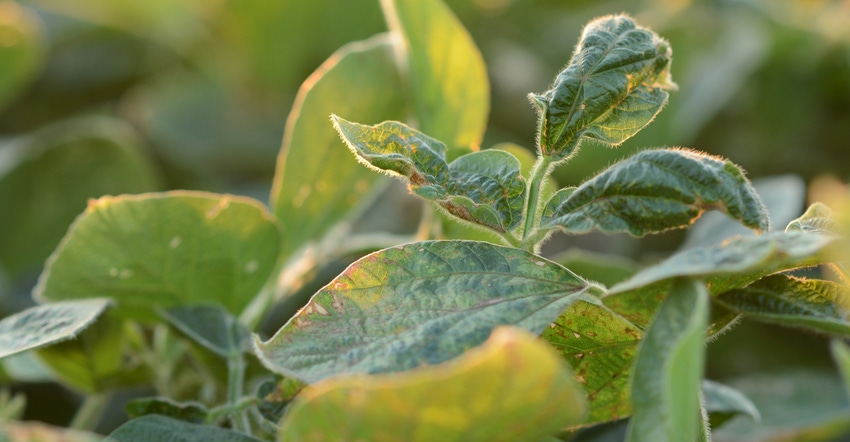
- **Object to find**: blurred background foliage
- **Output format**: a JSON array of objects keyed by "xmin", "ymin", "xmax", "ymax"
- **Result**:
[{"xmin": 1, "ymin": 0, "xmax": 849, "ymax": 438}]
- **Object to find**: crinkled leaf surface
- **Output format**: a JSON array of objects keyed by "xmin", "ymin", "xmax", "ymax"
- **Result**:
[
  {"xmin": 0, "ymin": 299, "xmax": 110, "ymax": 360},
  {"xmin": 531, "ymin": 14, "xmax": 675, "ymax": 160},
  {"xmin": 603, "ymin": 231, "xmax": 837, "ymax": 326},
  {"xmin": 159, "ymin": 304, "xmax": 251, "ymax": 358},
  {"xmin": 35, "ymin": 191, "xmax": 281, "ymax": 322},
  {"xmin": 0, "ymin": 1, "xmax": 46, "ymax": 109},
  {"xmin": 702, "ymin": 379, "xmax": 761, "ymax": 429},
  {"xmin": 334, "ymin": 118, "xmax": 525, "ymax": 233},
  {"xmin": 626, "ymin": 278, "xmax": 708, "ymax": 442},
  {"xmin": 381, "ymin": 0, "xmax": 488, "ymax": 151},
  {"xmin": 107, "ymin": 415, "xmax": 262, "ymax": 442},
  {"xmin": 540, "ymin": 149, "xmax": 769, "ymax": 236},
  {"xmin": 255, "ymin": 240, "xmax": 592, "ymax": 383},
  {"xmin": 542, "ymin": 295, "xmax": 642, "ymax": 425},
  {"xmin": 278, "ymin": 327, "xmax": 586, "ymax": 442},
  {"xmin": 125, "ymin": 397, "xmax": 208, "ymax": 424},
  {"xmin": 270, "ymin": 34, "xmax": 405, "ymax": 259},
  {"xmin": 715, "ymin": 274, "xmax": 850, "ymax": 335},
  {"xmin": 787, "ymin": 202, "xmax": 838, "ymax": 235}
]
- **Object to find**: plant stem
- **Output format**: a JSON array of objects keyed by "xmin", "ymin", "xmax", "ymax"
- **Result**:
[
  {"xmin": 69, "ymin": 393, "xmax": 109, "ymax": 431},
  {"xmin": 227, "ymin": 355, "xmax": 250, "ymax": 433},
  {"xmin": 521, "ymin": 155, "xmax": 553, "ymax": 251}
]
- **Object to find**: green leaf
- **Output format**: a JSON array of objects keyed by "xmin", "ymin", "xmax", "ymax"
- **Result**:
[
  {"xmin": 34, "ymin": 191, "xmax": 281, "ymax": 322},
  {"xmin": 1, "ymin": 421, "xmax": 101, "ymax": 442},
  {"xmin": 333, "ymin": 118, "xmax": 526, "ymax": 233},
  {"xmin": 125, "ymin": 397, "xmax": 208, "ymax": 424},
  {"xmin": 626, "ymin": 278, "xmax": 708, "ymax": 442},
  {"xmin": 0, "ymin": 1, "xmax": 46, "ymax": 110},
  {"xmin": 787, "ymin": 202, "xmax": 838, "ymax": 234},
  {"xmin": 542, "ymin": 295, "xmax": 642, "ymax": 426},
  {"xmin": 540, "ymin": 149, "xmax": 769, "ymax": 236},
  {"xmin": 256, "ymin": 377, "xmax": 305, "ymax": 424},
  {"xmin": 277, "ymin": 327, "xmax": 586, "ymax": 442},
  {"xmin": 159, "ymin": 304, "xmax": 250, "ymax": 358},
  {"xmin": 0, "ymin": 299, "xmax": 110, "ymax": 360},
  {"xmin": 715, "ymin": 274, "xmax": 850, "ymax": 335},
  {"xmin": 0, "ymin": 117, "xmax": 160, "ymax": 277},
  {"xmin": 107, "ymin": 415, "xmax": 262, "ymax": 442},
  {"xmin": 603, "ymin": 231, "xmax": 837, "ymax": 326},
  {"xmin": 702, "ymin": 379, "xmax": 760, "ymax": 429},
  {"xmin": 270, "ymin": 34, "xmax": 405, "ymax": 260},
  {"xmin": 531, "ymin": 14, "xmax": 675, "ymax": 161},
  {"xmin": 255, "ymin": 240, "xmax": 594, "ymax": 383},
  {"xmin": 381, "ymin": 0, "xmax": 489, "ymax": 151}
]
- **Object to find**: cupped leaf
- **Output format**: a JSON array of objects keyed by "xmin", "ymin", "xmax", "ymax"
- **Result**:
[
  {"xmin": 540, "ymin": 149, "xmax": 769, "ymax": 236},
  {"xmin": 787, "ymin": 202, "xmax": 838, "ymax": 234},
  {"xmin": 715, "ymin": 274, "xmax": 850, "ymax": 336},
  {"xmin": 603, "ymin": 231, "xmax": 837, "ymax": 326},
  {"xmin": 0, "ymin": 299, "xmax": 110, "ymax": 360},
  {"xmin": 255, "ymin": 240, "xmax": 594, "ymax": 383},
  {"xmin": 626, "ymin": 278, "xmax": 708, "ymax": 442},
  {"xmin": 333, "ymin": 118, "xmax": 526, "ymax": 233},
  {"xmin": 159, "ymin": 304, "xmax": 251, "ymax": 358},
  {"xmin": 532, "ymin": 14, "xmax": 675, "ymax": 160},
  {"xmin": 270, "ymin": 34, "xmax": 404, "ymax": 260},
  {"xmin": 542, "ymin": 295, "xmax": 642, "ymax": 426},
  {"xmin": 702, "ymin": 379, "xmax": 760, "ymax": 429},
  {"xmin": 381, "ymin": 0, "xmax": 489, "ymax": 151},
  {"xmin": 35, "ymin": 191, "xmax": 281, "ymax": 322},
  {"xmin": 107, "ymin": 414, "xmax": 262, "ymax": 442},
  {"xmin": 125, "ymin": 397, "xmax": 208, "ymax": 424},
  {"xmin": 277, "ymin": 327, "xmax": 586, "ymax": 442}
]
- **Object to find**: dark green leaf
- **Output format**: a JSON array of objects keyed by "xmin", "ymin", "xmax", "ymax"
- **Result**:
[
  {"xmin": 787, "ymin": 202, "xmax": 838, "ymax": 234},
  {"xmin": 702, "ymin": 379, "xmax": 760, "ymax": 429},
  {"xmin": 532, "ymin": 15, "xmax": 675, "ymax": 160},
  {"xmin": 270, "ymin": 34, "xmax": 404, "ymax": 260},
  {"xmin": 542, "ymin": 295, "xmax": 642, "ymax": 425},
  {"xmin": 35, "ymin": 191, "xmax": 281, "ymax": 322},
  {"xmin": 626, "ymin": 278, "xmax": 708, "ymax": 442},
  {"xmin": 333, "ymin": 118, "xmax": 526, "ymax": 233},
  {"xmin": 715, "ymin": 274, "xmax": 850, "ymax": 335},
  {"xmin": 159, "ymin": 305, "xmax": 251, "ymax": 358},
  {"xmin": 125, "ymin": 397, "xmax": 208, "ymax": 424},
  {"xmin": 255, "ymin": 240, "xmax": 594, "ymax": 383},
  {"xmin": 0, "ymin": 299, "xmax": 110, "ymax": 360},
  {"xmin": 540, "ymin": 149, "xmax": 769, "ymax": 236},
  {"xmin": 106, "ymin": 415, "xmax": 262, "ymax": 442}
]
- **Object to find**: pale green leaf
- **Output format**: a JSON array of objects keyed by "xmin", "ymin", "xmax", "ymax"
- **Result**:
[
  {"xmin": 333, "ymin": 118, "xmax": 526, "ymax": 233},
  {"xmin": 626, "ymin": 278, "xmax": 708, "ymax": 442},
  {"xmin": 270, "ymin": 34, "xmax": 405, "ymax": 260},
  {"xmin": 277, "ymin": 327, "xmax": 586, "ymax": 442},
  {"xmin": 382, "ymin": 0, "xmax": 489, "ymax": 150},
  {"xmin": 0, "ymin": 1, "xmax": 46, "ymax": 109},
  {"xmin": 702, "ymin": 379, "xmax": 761, "ymax": 428},
  {"xmin": 787, "ymin": 202, "xmax": 838, "ymax": 234},
  {"xmin": 542, "ymin": 295, "xmax": 642, "ymax": 426},
  {"xmin": 532, "ymin": 14, "xmax": 675, "ymax": 160},
  {"xmin": 35, "ymin": 191, "xmax": 281, "ymax": 322},
  {"xmin": 255, "ymin": 240, "xmax": 593, "ymax": 383},
  {"xmin": 540, "ymin": 149, "xmax": 769, "ymax": 236},
  {"xmin": 0, "ymin": 299, "xmax": 110, "ymax": 360},
  {"xmin": 159, "ymin": 304, "xmax": 251, "ymax": 358},
  {"xmin": 715, "ymin": 274, "xmax": 850, "ymax": 335},
  {"xmin": 106, "ymin": 415, "xmax": 262, "ymax": 442}
]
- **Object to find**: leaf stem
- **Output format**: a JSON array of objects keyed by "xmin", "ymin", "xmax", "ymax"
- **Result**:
[
  {"xmin": 521, "ymin": 155, "xmax": 553, "ymax": 251},
  {"xmin": 69, "ymin": 393, "xmax": 109, "ymax": 431},
  {"xmin": 227, "ymin": 354, "xmax": 250, "ymax": 433}
]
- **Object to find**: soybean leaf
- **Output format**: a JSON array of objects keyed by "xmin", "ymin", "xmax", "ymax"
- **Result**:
[
  {"xmin": 0, "ymin": 1, "xmax": 45, "ymax": 109},
  {"xmin": 626, "ymin": 278, "xmax": 708, "ymax": 442},
  {"xmin": 832, "ymin": 340, "xmax": 850, "ymax": 398},
  {"xmin": 255, "ymin": 240, "xmax": 594, "ymax": 383},
  {"xmin": 382, "ymin": 0, "xmax": 489, "ymax": 151},
  {"xmin": 277, "ymin": 327, "xmax": 586, "ymax": 442},
  {"xmin": 531, "ymin": 14, "xmax": 675, "ymax": 161},
  {"xmin": 159, "ymin": 304, "xmax": 251, "ymax": 358},
  {"xmin": 715, "ymin": 274, "xmax": 850, "ymax": 336},
  {"xmin": 0, "ymin": 299, "xmax": 110, "ymax": 360},
  {"xmin": 256, "ymin": 377, "xmax": 305, "ymax": 424},
  {"xmin": 34, "ymin": 191, "xmax": 281, "ymax": 322},
  {"xmin": 542, "ymin": 295, "xmax": 642, "ymax": 426},
  {"xmin": 125, "ymin": 397, "xmax": 208, "ymax": 424},
  {"xmin": 1, "ymin": 421, "xmax": 101, "ymax": 442},
  {"xmin": 0, "ymin": 117, "xmax": 160, "ymax": 277},
  {"xmin": 107, "ymin": 414, "xmax": 262, "ymax": 442},
  {"xmin": 603, "ymin": 231, "xmax": 837, "ymax": 326},
  {"xmin": 540, "ymin": 149, "xmax": 769, "ymax": 236},
  {"xmin": 270, "ymin": 34, "xmax": 404, "ymax": 260},
  {"xmin": 702, "ymin": 379, "xmax": 760, "ymax": 429},
  {"xmin": 787, "ymin": 202, "xmax": 838, "ymax": 234},
  {"xmin": 333, "ymin": 118, "xmax": 526, "ymax": 233}
]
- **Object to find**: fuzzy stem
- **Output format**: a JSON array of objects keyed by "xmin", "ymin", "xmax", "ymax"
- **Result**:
[
  {"xmin": 521, "ymin": 155, "xmax": 554, "ymax": 251},
  {"xmin": 227, "ymin": 355, "xmax": 250, "ymax": 433}
]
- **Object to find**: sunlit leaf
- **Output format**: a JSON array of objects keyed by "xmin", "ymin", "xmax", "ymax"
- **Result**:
[
  {"xmin": 256, "ymin": 240, "xmax": 594, "ymax": 383},
  {"xmin": 277, "ymin": 327, "xmax": 586, "ymax": 442},
  {"xmin": 35, "ymin": 191, "xmax": 281, "ymax": 322},
  {"xmin": 0, "ymin": 1, "xmax": 46, "ymax": 109},
  {"xmin": 787, "ymin": 202, "xmax": 838, "ymax": 234},
  {"xmin": 0, "ymin": 299, "xmax": 110, "ymax": 360},
  {"xmin": 159, "ymin": 304, "xmax": 250, "ymax": 358},
  {"xmin": 107, "ymin": 414, "xmax": 262, "ymax": 442},
  {"xmin": 540, "ymin": 149, "xmax": 769, "ymax": 236},
  {"xmin": 702, "ymin": 379, "xmax": 760, "ymax": 429},
  {"xmin": 270, "ymin": 34, "xmax": 405, "ymax": 260},
  {"xmin": 626, "ymin": 278, "xmax": 708, "ymax": 442}
]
